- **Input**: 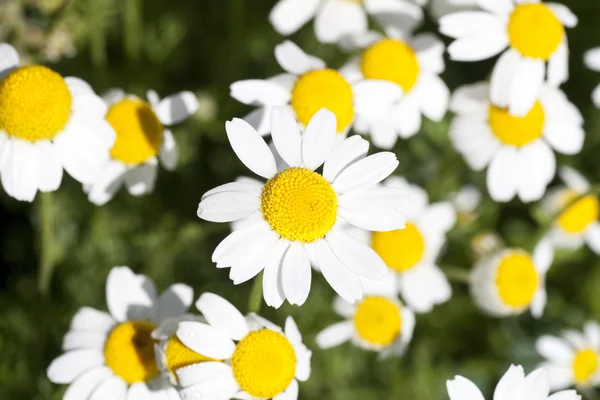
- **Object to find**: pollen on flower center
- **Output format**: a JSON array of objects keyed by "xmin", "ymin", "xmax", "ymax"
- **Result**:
[
  {"xmin": 231, "ymin": 329, "xmax": 296, "ymax": 399},
  {"xmin": 353, "ymin": 296, "xmax": 402, "ymax": 346},
  {"xmin": 557, "ymin": 192, "xmax": 599, "ymax": 234},
  {"xmin": 104, "ymin": 321, "xmax": 159, "ymax": 384},
  {"xmin": 573, "ymin": 349, "xmax": 599, "ymax": 383},
  {"xmin": 508, "ymin": 4, "xmax": 564, "ymax": 60},
  {"xmin": 495, "ymin": 252, "xmax": 539, "ymax": 308},
  {"xmin": 361, "ymin": 39, "xmax": 420, "ymax": 93},
  {"xmin": 489, "ymin": 101, "xmax": 545, "ymax": 147},
  {"xmin": 164, "ymin": 335, "xmax": 217, "ymax": 374},
  {"xmin": 291, "ymin": 69, "xmax": 354, "ymax": 133},
  {"xmin": 107, "ymin": 98, "xmax": 164, "ymax": 165},
  {"xmin": 0, "ymin": 65, "xmax": 72, "ymax": 142},
  {"xmin": 371, "ymin": 223, "xmax": 425, "ymax": 272},
  {"xmin": 261, "ymin": 167, "xmax": 338, "ymax": 243}
]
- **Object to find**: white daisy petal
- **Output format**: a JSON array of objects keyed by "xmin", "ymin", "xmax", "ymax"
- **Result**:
[
  {"xmin": 197, "ymin": 190, "xmax": 259, "ymax": 223},
  {"xmin": 282, "ymin": 242, "xmax": 312, "ymax": 306},
  {"xmin": 531, "ymin": 287, "xmax": 547, "ymax": 319},
  {"xmin": 413, "ymin": 33, "xmax": 445, "ymax": 75},
  {"xmin": 271, "ymin": 106, "xmax": 303, "ymax": 168},
  {"xmin": 106, "ymin": 266, "xmax": 156, "ymax": 322},
  {"xmin": 316, "ymin": 321, "xmax": 354, "ymax": 349},
  {"xmin": 177, "ymin": 321, "xmax": 236, "ymax": 359},
  {"xmin": 269, "ymin": 0, "xmax": 321, "ymax": 36},
  {"xmin": 322, "ymin": 136, "xmax": 369, "ymax": 182},
  {"xmin": 353, "ymin": 80, "xmax": 403, "ymax": 118},
  {"xmin": 47, "ymin": 350, "xmax": 104, "ymax": 384},
  {"xmin": 338, "ymin": 187, "xmax": 408, "ymax": 231},
  {"xmin": 155, "ymin": 91, "xmax": 198, "ymax": 125},
  {"xmin": 0, "ymin": 43, "xmax": 20, "ymax": 76},
  {"xmin": 533, "ymin": 238, "xmax": 554, "ymax": 274},
  {"xmin": 195, "ymin": 292, "xmax": 249, "ymax": 341},
  {"xmin": 536, "ymin": 336, "xmax": 573, "ymax": 364},
  {"xmin": 284, "ymin": 316, "xmax": 302, "ymax": 344},
  {"xmin": 212, "ymin": 222, "xmax": 269, "ymax": 262},
  {"xmin": 521, "ymin": 368, "xmax": 550, "ymax": 400},
  {"xmin": 493, "ymin": 365, "xmax": 526, "ymax": 400},
  {"xmin": 517, "ymin": 141, "xmax": 555, "ymax": 202},
  {"xmin": 450, "ymin": 82, "xmax": 489, "ymax": 115},
  {"xmin": 477, "ymin": 0, "xmax": 513, "ymax": 14},
  {"xmin": 89, "ymin": 376, "xmax": 128, "ymax": 400},
  {"xmin": 487, "ymin": 147, "xmax": 519, "ymax": 202},
  {"xmin": 544, "ymin": 121, "xmax": 584, "ymax": 155},
  {"xmin": 176, "ymin": 362, "xmax": 235, "ymax": 389},
  {"xmin": 592, "ymin": 84, "xmax": 600, "ymax": 108},
  {"xmin": 333, "ymin": 296, "xmax": 355, "ymax": 317},
  {"xmin": 439, "ymin": 12, "xmax": 504, "ymax": 38},
  {"xmin": 63, "ymin": 366, "xmax": 112, "ymax": 400},
  {"xmin": 225, "ymin": 118, "xmax": 278, "ymax": 179},
  {"xmin": 332, "ymin": 152, "xmax": 398, "ymax": 193},
  {"xmin": 314, "ymin": 239, "xmax": 363, "ymax": 303},
  {"xmin": 370, "ymin": 123, "xmax": 398, "ymax": 149},
  {"xmin": 36, "ymin": 140, "xmax": 63, "ymax": 193},
  {"xmin": 399, "ymin": 265, "xmax": 451, "ymax": 312},
  {"xmin": 69, "ymin": 307, "xmax": 115, "ymax": 333},
  {"xmin": 584, "ymin": 48, "xmax": 600, "ymax": 72},
  {"xmin": 508, "ymin": 58, "xmax": 545, "ymax": 117},
  {"xmin": 124, "ymin": 160, "xmax": 158, "ymax": 197},
  {"xmin": 585, "ymin": 223, "xmax": 600, "ymax": 255},
  {"xmin": 62, "ymin": 331, "xmax": 107, "ymax": 351},
  {"xmin": 559, "ymin": 166, "xmax": 590, "ymax": 192},
  {"xmin": 548, "ymin": 390, "xmax": 581, "ymax": 400},
  {"xmin": 314, "ymin": 1, "xmax": 367, "ymax": 44},
  {"xmin": 585, "ymin": 321, "xmax": 600, "ymax": 349},
  {"xmin": 490, "ymin": 49, "xmax": 520, "ymax": 108},
  {"xmin": 263, "ymin": 239, "xmax": 289, "ymax": 309},
  {"xmin": 178, "ymin": 367, "xmax": 238, "ymax": 400},
  {"xmin": 159, "ymin": 129, "xmax": 178, "ymax": 171},
  {"xmin": 274, "ymin": 379, "xmax": 299, "ymax": 400},
  {"xmin": 418, "ymin": 202, "xmax": 456, "ymax": 235},
  {"xmin": 394, "ymin": 99, "xmax": 422, "ymax": 139},
  {"xmin": 86, "ymin": 161, "xmax": 127, "ymax": 206},
  {"xmin": 64, "ymin": 77, "xmax": 94, "ymax": 97},
  {"xmin": 326, "ymin": 229, "xmax": 387, "ymax": 281},
  {"xmin": 274, "ymin": 40, "xmax": 325, "ymax": 75},
  {"xmin": 447, "ymin": 29, "xmax": 508, "ymax": 62},
  {"xmin": 302, "ymin": 108, "xmax": 336, "ymax": 171},
  {"xmin": 416, "ymin": 73, "xmax": 450, "ymax": 121},
  {"xmin": 155, "ymin": 283, "xmax": 193, "ymax": 323},
  {"xmin": 446, "ymin": 376, "xmax": 485, "ymax": 400},
  {"xmin": 1, "ymin": 139, "xmax": 39, "ymax": 202},
  {"xmin": 541, "ymin": 363, "xmax": 573, "ymax": 391},
  {"xmin": 546, "ymin": 3, "xmax": 578, "ymax": 27},
  {"xmin": 548, "ymin": 40, "xmax": 568, "ymax": 87},
  {"xmin": 230, "ymin": 80, "xmax": 291, "ymax": 106}
]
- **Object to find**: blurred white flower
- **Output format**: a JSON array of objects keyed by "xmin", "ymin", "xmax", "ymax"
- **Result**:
[
  {"xmin": 584, "ymin": 48, "xmax": 600, "ymax": 108},
  {"xmin": 428, "ymin": 0, "xmax": 477, "ymax": 21}
]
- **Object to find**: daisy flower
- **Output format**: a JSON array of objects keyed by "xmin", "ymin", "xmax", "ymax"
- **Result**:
[
  {"xmin": 229, "ymin": 40, "xmax": 402, "ymax": 138},
  {"xmin": 0, "ymin": 43, "xmax": 115, "ymax": 202},
  {"xmin": 197, "ymin": 107, "xmax": 407, "ymax": 307},
  {"xmin": 449, "ymin": 82, "xmax": 584, "ymax": 202},
  {"xmin": 47, "ymin": 266, "xmax": 194, "ymax": 400},
  {"xmin": 175, "ymin": 293, "xmax": 311, "ymax": 400},
  {"xmin": 470, "ymin": 239, "xmax": 553, "ymax": 318},
  {"xmin": 85, "ymin": 88, "xmax": 198, "ymax": 205},
  {"xmin": 440, "ymin": 0, "xmax": 577, "ymax": 116},
  {"xmin": 316, "ymin": 275, "xmax": 415, "ymax": 358},
  {"xmin": 536, "ymin": 322, "xmax": 600, "ymax": 391},
  {"xmin": 447, "ymin": 364, "xmax": 581, "ymax": 400},
  {"xmin": 584, "ymin": 48, "xmax": 600, "ymax": 108},
  {"xmin": 269, "ymin": 0, "xmax": 423, "ymax": 44}
]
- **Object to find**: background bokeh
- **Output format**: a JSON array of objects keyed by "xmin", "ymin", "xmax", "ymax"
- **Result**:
[{"xmin": 3, "ymin": 0, "xmax": 600, "ymax": 398}]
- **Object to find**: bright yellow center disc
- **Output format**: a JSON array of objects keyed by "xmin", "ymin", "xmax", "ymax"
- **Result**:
[
  {"xmin": 371, "ymin": 223, "xmax": 425, "ymax": 272},
  {"xmin": 489, "ymin": 101, "xmax": 545, "ymax": 147},
  {"xmin": 557, "ymin": 192, "xmax": 599, "ymax": 234},
  {"xmin": 361, "ymin": 39, "xmax": 420, "ymax": 93},
  {"xmin": 573, "ymin": 349, "xmax": 599, "ymax": 383},
  {"xmin": 164, "ymin": 335, "xmax": 217, "ymax": 374},
  {"xmin": 353, "ymin": 296, "xmax": 402, "ymax": 346},
  {"xmin": 0, "ymin": 65, "xmax": 72, "ymax": 142},
  {"xmin": 495, "ymin": 252, "xmax": 539, "ymax": 308},
  {"xmin": 508, "ymin": 4, "xmax": 564, "ymax": 60}
]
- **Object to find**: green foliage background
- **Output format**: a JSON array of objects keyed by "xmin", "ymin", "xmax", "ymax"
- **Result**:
[{"xmin": 3, "ymin": 0, "xmax": 600, "ymax": 398}]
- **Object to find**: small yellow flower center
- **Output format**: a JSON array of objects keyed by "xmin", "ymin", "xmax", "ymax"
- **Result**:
[
  {"xmin": 164, "ymin": 335, "xmax": 217, "ymax": 374},
  {"xmin": 107, "ymin": 98, "xmax": 164, "ymax": 165},
  {"xmin": 353, "ymin": 296, "xmax": 402, "ymax": 346},
  {"xmin": 361, "ymin": 39, "xmax": 420, "ymax": 93},
  {"xmin": 573, "ymin": 349, "xmax": 599, "ymax": 383},
  {"xmin": 508, "ymin": 4, "xmax": 564, "ymax": 60},
  {"xmin": 231, "ymin": 329, "xmax": 296, "ymax": 399},
  {"xmin": 489, "ymin": 101, "xmax": 545, "ymax": 147},
  {"xmin": 104, "ymin": 321, "xmax": 159, "ymax": 384},
  {"xmin": 261, "ymin": 167, "xmax": 337, "ymax": 243},
  {"xmin": 0, "ymin": 66, "xmax": 72, "ymax": 142},
  {"xmin": 371, "ymin": 223, "xmax": 425, "ymax": 272},
  {"xmin": 495, "ymin": 252, "xmax": 539, "ymax": 308},
  {"xmin": 291, "ymin": 69, "xmax": 354, "ymax": 133},
  {"xmin": 557, "ymin": 192, "xmax": 599, "ymax": 234}
]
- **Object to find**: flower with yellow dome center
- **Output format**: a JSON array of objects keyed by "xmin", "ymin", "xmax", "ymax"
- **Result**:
[
  {"xmin": 229, "ymin": 40, "xmax": 402, "ymax": 138},
  {"xmin": 0, "ymin": 43, "xmax": 115, "ymax": 202},
  {"xmin": 175, "ymin": 293, "xmax": 311, "ymax": 400},
  {"xmin": 440, "ymin": 0, "xmax": 577, "ymax": 116},
  {"xmin": 85, "ymin": 88, "xmax": 198, "ymax": 205},
  {"xmin": 197, "ymin": 107, "xmax": 407, "ymax": 307},
  {"xmin": 47, "ymin": 266, "xmax": 194, "ymax": 400},
  {"xmin": 536, "ymin": 322, "xmax": 600, "ymax": 390},
  {"xmin": 449, "ymin": 82, "xmax": 584, "ymax": 203}
]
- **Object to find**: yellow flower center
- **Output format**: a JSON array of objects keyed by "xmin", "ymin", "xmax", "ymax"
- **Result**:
[
  {"xmin": 164, "ymin": 335, "xmax": 217, "ymax": 374},
  {"xmin": 573, "ymin": 349, "xmax": 599, "ymax": 383},
  {"xmin": 361, "ymin": 39, "xmax": 420, "ymax": 93},
  {"xmin": 0, "ymin": 66, "xmax": 72, "ymax": 142},
  {"xmin": 371, "ymin": 223, "xmax": 425, "ymax": 272},
  {"xmin": 104, "ymin": 321, "xmax": 159, "ymax": 384},
  {"xmin": 557, "ymin": 192, "xmax": 599, "ymax": 234},
  {"xmin": 261, "ymin": 167, "xmax": 337, "ymax": 243},
  {"xmin": 231, "ymin": 329, "xmax": 296, "ymax": 399},
  {"xmin": 488, "ymin": 101, "xmax": 545, "ymax": 147},
  {"xmin": 508, "ymin": 4, "xmax": 564, "ymax": 60},
  {"xmin": 291, "ymin": 69, "xmax": 354, "ymax": 133},
  {"xmin": 107, "ymin": 98, "xmax": 164, "ymax": 165},
  {"xmin": 495, "ymin": 252, "xmax": 539, "ymax": 308},
  {"xmin": 353, "ymin": 296, "xmax": 402, "ymax": 346}
]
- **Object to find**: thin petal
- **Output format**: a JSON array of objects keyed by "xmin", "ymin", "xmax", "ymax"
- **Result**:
[
  {"xmin": 323, "ymin": 136, "xmax": 369, "ymax": 182},
  {"xmin": 282, "ymin": 242, "xmax": 312, "ymax": 306},
  {"xmin": 36, "ymin": 140, "xmax": 63, "ymax": 193},
  {"xmin": 487, "ymin": 147, "xmax": 519, "ymax": 202},
  {"xmin": 274, "ymin": 40, "xmax": 325, "ymax": 75},
  {"xmin": 1, "ymin": 139, "xmax": 39, "ymax": 202},
  {"xmin": 63, "ymin": 366, "xmax": 112, "ymax": 400},
  {"xmin": 0, "ymin": 43, "xmax": 19, "ymax": 77},
  {"xmin": 508, "ymin": 57, "xmax": 545, "ymax": 117},
  {"xmin": 177, "ymin": 321, "xmax": 236, "ymax": 360},
  {"xmin": 226, "ymin": 118, "xmax": 278, "ymax": 179},
  {"xmin": 314, "ymin": 1, "xmax": 367, "ymax": 43},
  {"xmin": 89, "ymin": 376, "xmax": 128, "ymax": 400},
  {"xmin": 197, "ymin": 190, "xmax": 259, "ymax": 223},
  {"xmin": 269, "ymin": 0, "xmax": 320, "ymax": 36},
  {"xmin": 106, "ymin": 266, "xmax": 156, "ymax": 322},
  {"xmin": 230, "ymin": 80, "xmax": 291, "ymax": 106},
  {"xmin": 326, "ymin": 229, "xmax": 387, "ymax": 280},
  {"xmin": 536, "ymin": 336, "xmax": 573, "ymax": 364},
  {"xmin": 155, "ymin": 283, "xmax": 194, "ymax": 323},
  {"xmin": 47, "ymin": 350, "xmax": 104, "ymax": 384},
  {"xmin": 195, "ymin": 292, "xmax": 249, "ymax": 341},
  {"xmin": 159, "ymin": 129, "xmax": 178, "ymax": 171},
  {"xmin": 314, "ymin": 239, "xmax": 363, "ymax": 303},
  {"xmin": 447, "ymin": 30, "xmax": 508, "ymax": 61},
  {"xmin": 302, "ymin": 108, "xmax": 336, "ymax": 171},
  {"xmin": 155, "ymin": 91, "xmax": 199, "ymax": 125},
  {"xmin": 315, "ymin": 321, "xmax": 353, "ymax": 349},
  {"xmin": 446, "ymin": 376, "xmax": 485, "ymax": 400},
  {"xmin": 271, "ymin": 106, "xmax": 303, "ymax": 167},
  {"xmin": 124, "ymin": 161, "xmax": 158, "ymax": 196},
  {"xmin": 332, "ymin": 152, "xmax": 398, "ymax": 193}
]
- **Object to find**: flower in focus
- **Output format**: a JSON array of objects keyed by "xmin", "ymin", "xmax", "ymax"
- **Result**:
[
  {"xmin": 47, "ymin": 266, "xmax": 194, "ymax": 399},
  {"xmin": 85, "ymin": 89, "xmax": 198, "ymax": 205},
  {"xmin": 197, "ymin": 107, "xmax": 408, "ymax": 307},
  {"xmin": 470, "ymin": 239, "xmax": 553, "ymax": 318},
  {"xmin": 449, "ymin": 82, "xmax": 584, "ymax": 202},
  {"xmin": 584, "ymin": 48, "xmax": 600, "ymax": 107},
  {"xmin": 536, "ymin": 322, "xmax": 600, "ymax": 390},
  {"xmin": 440, "ymin": 0, "xmax": 577, "ymax": 116},
  {"xmin": 175, "ymin": 293, "xmax": 311, "ymax": 400},
  {"xmin": 0, "ymin": 43, "xmax": 115, "ymax": 202},
  {"xmin": 316, "ymin": 275, "xmax": 415, "ymax": 358}
]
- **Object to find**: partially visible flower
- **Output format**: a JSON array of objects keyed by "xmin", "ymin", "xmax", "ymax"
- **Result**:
[
  {"xmin": 584, "ymin": 48, "xmax": 600, "ymax": 108},
  {"xmin": 450, "ymin": 185, "xmax": 481, "ymax": 226}
]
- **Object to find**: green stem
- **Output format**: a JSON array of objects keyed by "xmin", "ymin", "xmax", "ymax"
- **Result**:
[
  {"xmin": 444, "ymin": 266, "xmax": 471, "ymax": 284},
  {"xmin": 38, "ymin": 192, "xmax": 55, "ymax": 294},
  {"xmin": 248, "ymin": 273, "xmax": 263, "ymax": 314}
]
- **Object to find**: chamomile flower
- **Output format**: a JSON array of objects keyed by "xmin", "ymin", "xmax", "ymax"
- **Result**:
[
  {"xmin": 536, "ymin": 322, "xmax": 600, "ymax": 390},
  {"xmin": 47, "ymin": 266, "xmax": 194, "ymax": 400},
  {"xmin": 85, "ymin": 89, "xmax": 198, "ymax": 205},
  {"xmin": 0, "ymin": 43, "xmax": 115, "ymax": 202},
  {"xmin": 316, "ymin": 276, "xmax": 415, "ymax": 358},
  {"xmin": 440, "ymin": 0, "xmax": 577, "ymax": 116},
  {"xmin": 230, "ymin": 40, "xmax": 402, "ymax": 138},
  {"xmin": 584, "ymin": 48, "xmax": 600, "ymax": 108},
  {"xmin": 447, "ymin": 364, "xmax": 581, "ymax": 400},
  {"xmin": 175, "ymin": 293, "xmax": 311, "ymax": 400},
  {"xmin": 470, "ymin": 239, "xmax": 553, "ymax": 318},
  {"xmin": 197, "ymin": 107, "xmax": 407, "ymax": 307},
  {"xmin": 449, "ymin": 82, "xmax": 584, "ymax": 202},
  {"xmin": 269, "ymin": 0, "xmax": 423, "ymax": 44}
]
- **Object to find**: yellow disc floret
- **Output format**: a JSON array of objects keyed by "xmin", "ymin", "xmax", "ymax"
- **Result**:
[
  {"xmin": 291, "ymin": 69, "xmax": 354, "ymax": 133},
  {"xmin": 557, "ymin": 192, "xmax": 599, "ymax": 234},
  {"xmin": 489, "ymin": 101, "xmax": 545, "ymax": 147},
  {"xmin": 361, "ymin": 39, "xmax": 420, "ymax": 92},
  {"xmin": 495, "ymin": 251, "xmax": 539, "ymax": 308},
  {"xmin": 107, "ymin": 98, "xmax": 164, "ymax": 164},
  {"xmin": 231, "ymin": 329, "xmax": 296, "ymax": 399},
  {"xmin": 372, "ymin": 223, "xmax": 425, "ymax": 272},
  {"xmin": 573, "ymin": 349, "xmax": 599, "ymax": 383},
  {"xmin": 104, "ymin": 321, "xmax": 159, "ymax": 384},
  {"xmin": 164, "ymin": 335, "xmax": 217, "ymax": 373},
  {"xmin": 0, "ymin": 66, "xmax": 71, "ymax": 142},
  {"xmin": 353, "ymin": 296, "xmax": 402, "ymax": 346},
  {"xmin": 508, "ymin": 4, "xmax": 564, "ymax": 60},
  {"xmin": 261, "ymin": 167, "xmax": 337, "ymax": 243}
]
